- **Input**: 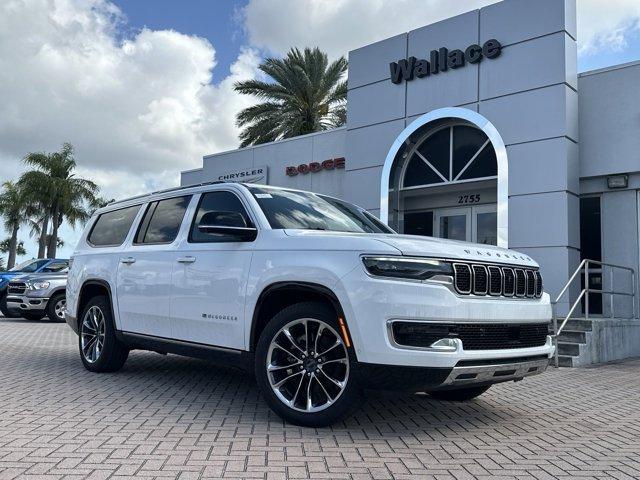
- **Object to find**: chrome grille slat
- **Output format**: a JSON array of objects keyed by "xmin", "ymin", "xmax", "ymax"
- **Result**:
[
  {"xmin": 526, "ymin": 270, "xmax": 536, "ymax": 298},
  {"xmin": 453, "ymin": 264, "xmax": 542, "ymax": 299},
  {"xmin": 472, "ymin": 265, "xmax": 488, "ymax": 295},
  {"xmin": 487, "ymin": 266, "xmax": 503, "ymax": 296},
  {"xmin": 515, "ymin": 269, "xmax": 526, "ymax": 297},
  {"xmin": 453, "ymin": 264, "xmax": 472, "ymax": 294},
  {"xmin": 503, "ymin": 268, "xmax": 515, "ymax": 297}
]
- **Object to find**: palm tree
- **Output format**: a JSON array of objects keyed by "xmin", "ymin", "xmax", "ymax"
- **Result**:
[
  {"xmin": 0, "ymin": 239, "xmax": 27, "ymax": 257},
  {"xmin": 0, "ymin": 181, "xmax": 30, "ymax": 269},
  {"xmin": 0, "ymin": 257, "xmax": 5, "ymax": 271},
  {"xmin": 234, "ymin": 47, "xmax": 347, "ymax": 147},
  {"xmin": 19, "ymin": 143, "xmax": 99, "ymax": 258}
]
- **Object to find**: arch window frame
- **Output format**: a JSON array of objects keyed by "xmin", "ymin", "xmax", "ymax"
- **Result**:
[{"xmin": 398, "ymin": 121, "xmax": 497, "ymax": 192}]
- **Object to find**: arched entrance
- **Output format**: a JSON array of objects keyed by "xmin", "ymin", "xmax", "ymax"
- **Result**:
[{"xmin": 380, "ymin": 108, "xmax": 509, "ymax": 248}]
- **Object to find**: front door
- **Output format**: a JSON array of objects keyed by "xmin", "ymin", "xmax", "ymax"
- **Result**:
[{"xmin": 170, "ymin": 190, "xmax": 254, "ymax": 350}]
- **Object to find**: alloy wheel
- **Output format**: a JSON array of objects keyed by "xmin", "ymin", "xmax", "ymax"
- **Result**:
[
  {"xmin": 54, "ymin": 298, "xmax": 66, "ymax": 320},
  {"xmin": 266, "ymin": 318, "xmax": 349, "ymax": 413},
  {"xmin": 81, "ymin": 306, "xmax": 106, "ymax": 363}
]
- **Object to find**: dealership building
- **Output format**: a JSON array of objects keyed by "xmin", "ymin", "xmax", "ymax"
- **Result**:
[{"xmin": 182, "ymin": 0, "xmax": 640, "ymax": 365}]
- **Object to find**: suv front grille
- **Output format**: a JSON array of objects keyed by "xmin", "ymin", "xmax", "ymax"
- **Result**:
[
  {"xmin": 454, "ymin": 263, "xmax": 542, "ymax": 299},
  {"xmin": 8, "ymin": 282, "xmax": 26, "ymax": 295},
  {"xmin": 391, "ymin": 322, "xmax": 549, "ymax": 350}
]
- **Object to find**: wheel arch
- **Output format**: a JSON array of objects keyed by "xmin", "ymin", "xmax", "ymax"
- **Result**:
[
  {"xmin": 76, "ymin": 279, "xmax": 114, "ymax": 326},
  {"xmin": 249, "ymin": 281, "xmax": 349, "ymax": 352}
]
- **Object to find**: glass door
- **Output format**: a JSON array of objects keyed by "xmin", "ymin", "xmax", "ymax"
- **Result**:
[
  {"xmin": 434, "ymin": 207, "xmax": 472, "ymax": 242},
  {"xmin": 472, "ymin": 204, "xmax": 497, "ymax": 245}
]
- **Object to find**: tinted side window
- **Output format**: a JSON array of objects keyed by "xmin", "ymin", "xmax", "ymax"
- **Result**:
[
  {"xmin": 135, "ymin": 196, "xmax": 191, "ymax": 245},
  {"xmin": 88, "ymin": 205, "xmax": 140, "ymax": 247},
  {"xmin": 42, "ymin": 261, "xmax": 69, "ymax": 273},
  {"xmin": 189, "ymin": 191, "xmax": 252, "ymax": 243}
]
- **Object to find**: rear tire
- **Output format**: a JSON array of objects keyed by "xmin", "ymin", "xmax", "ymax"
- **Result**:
[
  {"xmin": 0, "ymin": 293, "xmax": 20, "ymax": 318},
  {"xmin": 22, "ymin": 311, "xmax": 45, "ymax": 321},
  {"xmin": 78, "ymin": 295, "xmax": 129, "ymax": 373},
  {"xmin": 428, "ymin": 385, "xmax": 491, "ymax": 401},
  {"xmin": 255, "ymin": 302, "xmax": 361, "ymax": 427},
  {"xmin": 46, "ymin": 293, "xmax": 66, "ymax": 322}
]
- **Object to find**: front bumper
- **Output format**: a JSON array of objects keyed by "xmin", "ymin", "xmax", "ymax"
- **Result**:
[{"xmin": 6, "ymin": 295, "xmax": 49, "ymax": 312}]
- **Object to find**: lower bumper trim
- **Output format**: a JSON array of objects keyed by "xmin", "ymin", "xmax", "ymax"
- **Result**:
[{"xmin": 435, "ymin": 357, "xmax": 549, "ymax": 390}]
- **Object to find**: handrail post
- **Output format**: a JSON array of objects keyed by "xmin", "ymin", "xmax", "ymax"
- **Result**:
[
  {"xmin": 633, "ymin": 270, "xmax": 637, "ymax": 319},
  {"xmin": 553, "ymin": 311, "xmax": 558, "ymax": 367},
  {"xmin": 610, "ymin": 266, "xmax": 614, "ymax": 319},
  {"xmin": 584, "ymin": 261, "xmax": 590, "ymax": 321}
]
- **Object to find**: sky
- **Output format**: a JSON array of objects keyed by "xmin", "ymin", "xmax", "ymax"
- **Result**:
[{"xmin": 1, "ymin": 0, "xmax": 640, "ymax": 262}]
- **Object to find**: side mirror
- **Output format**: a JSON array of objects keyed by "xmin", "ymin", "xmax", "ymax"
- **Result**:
[{"xmin": 197, "ymin": 211, "xmax": 257, "ymax": 240}]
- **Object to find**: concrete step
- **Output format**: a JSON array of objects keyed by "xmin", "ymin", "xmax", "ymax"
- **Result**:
[
  {"xmin": 556, "ymin": 355, "xmax": 574, "ymax": 367},
  {"xmin": 557, "ymin": 342, "xmax": 581, "ymax": 356},
  {"xmin": 557, "ymin": 330, "xmax": 587, "ymax": 343},
  {"xmin": 560, "ymin": 319, "xmax": 593, "ymax": 332}
]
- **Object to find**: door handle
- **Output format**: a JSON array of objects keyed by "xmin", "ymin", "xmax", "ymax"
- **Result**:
[
  {"xmin": 119, "ymin": 257, "xmax": 136, "ymax": 265},
  {"xmin": 177, "ymin": 256, "xmax": 196, "ymax": 264}
]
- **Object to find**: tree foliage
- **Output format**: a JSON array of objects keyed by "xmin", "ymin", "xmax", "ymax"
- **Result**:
[{"xmin": 234, "ymin": 47, "xmax": 347, "ymax": 147}]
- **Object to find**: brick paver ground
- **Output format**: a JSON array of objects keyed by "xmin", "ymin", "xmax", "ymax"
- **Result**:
[{"xmin": 1, "ymin": 316, "xmax": 639, "ymax": 479}]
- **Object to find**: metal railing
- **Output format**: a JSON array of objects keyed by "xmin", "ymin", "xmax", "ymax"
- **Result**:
[{"xmin": 551, "ymin": 259, "xmax": 636, "ymax": 367}]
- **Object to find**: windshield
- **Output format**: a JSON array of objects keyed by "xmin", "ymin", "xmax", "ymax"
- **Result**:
[
  {"xmin": 9, "ymin": 259, "xmax": 50, "ymax": 273},
  {"xmin": 249, "ymin": 186, "xmax": 395, "ymax": 234}
]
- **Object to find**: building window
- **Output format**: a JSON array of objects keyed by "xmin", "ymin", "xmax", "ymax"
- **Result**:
[
  {"xmin": 401, "ymin": 125, "xmax": 497, "ymax": 189},
  {"xmin": 580, "ymin": 196, "xmax": 602, "ymax": 315}
]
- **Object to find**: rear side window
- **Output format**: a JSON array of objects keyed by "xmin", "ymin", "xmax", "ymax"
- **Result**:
[
  {"xmin": 189, "ymin": 191, "xmax": 252, "ymax": 243},
  {"xmin": 135, "ymin": 196, "xmax": 191, "ymax": 245},
  {"xmin": 88, "ymin": 205, "xmax": 140, "ymax": 247}
]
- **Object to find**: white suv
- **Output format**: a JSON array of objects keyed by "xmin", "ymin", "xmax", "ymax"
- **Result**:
[{"xmin": 66, "ymin": 182, "xmax": 553, "ymax": 426}]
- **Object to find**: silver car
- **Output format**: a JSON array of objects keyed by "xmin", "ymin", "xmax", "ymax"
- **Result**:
[{"xmin": 6, "ymin": 270, "xmax": 67, "ymax": 322}]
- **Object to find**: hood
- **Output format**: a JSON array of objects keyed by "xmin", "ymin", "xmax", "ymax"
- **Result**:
[
  {"xmin": 283, "ymin": 230, "xmax": 538, "ymax": 267},
  {"xmin": 0, "ymin": 271, "xmax": 19, "ymax": 285},
  {"xmin": 14, "ymin": 272, "xmax": 68, "ymax": 283}
]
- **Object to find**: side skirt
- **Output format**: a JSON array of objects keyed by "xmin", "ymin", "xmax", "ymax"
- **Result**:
[{"xmin": 117, "ymin": 331, "xmax": 254, "ymax": 371}]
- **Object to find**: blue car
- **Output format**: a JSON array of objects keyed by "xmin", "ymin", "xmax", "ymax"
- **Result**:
[{"xmin": 0, "ymin": 258, "xmax": 69, "ymax": 318}]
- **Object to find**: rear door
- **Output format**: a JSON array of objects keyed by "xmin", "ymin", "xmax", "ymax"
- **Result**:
[
  {"xmin": 116, "ymin": 195, "xmax": 192, "ymax": 338},
  {"xmin": 170, "ymin": 190, "xmax": 254, "ymax": 350}
]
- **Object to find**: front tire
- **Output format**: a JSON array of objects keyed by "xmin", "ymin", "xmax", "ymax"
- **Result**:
[
  {"xmin": 46, "ymin": 293, "xmax": 66, "ymax": 322},
  {"xmin": 255, "ymin": 302, "xmax": 361, "ymax": 427},
  {"xmin": 0, "ymin": 293, "xmax": 20, "ymax": 318},
  {"xmin": 79, "ymin": 295, "xmax": 129, "ymax": 372},
  {"xmin": 428, "ymin": 385, "xmax": 491, "ymax": 401}
]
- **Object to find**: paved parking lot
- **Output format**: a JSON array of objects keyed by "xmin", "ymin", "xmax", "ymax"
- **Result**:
[{"xmin": 0, "ymin": 316, "xmax": 639, "ymax": 480}]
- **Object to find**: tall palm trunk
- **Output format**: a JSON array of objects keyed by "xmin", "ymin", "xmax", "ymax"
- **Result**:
[
  {"xmin": 7, "ymin": 225, "xmax": 18, "ymax": 269},
  {"xmin": 47, "ymin": 205, "xmax": 60, "ymax": 259},
  {"xmin": 38, "ymin": 215, "xmax": 49, "ymax": 259}
]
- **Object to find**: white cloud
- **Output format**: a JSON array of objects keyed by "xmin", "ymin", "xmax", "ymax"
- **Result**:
[
  {"xmin": 0, "ymin": 0, "xmax": 261, "ymax": 259},
  {"xmin": 577, "ymin": 0, "xmax": 640, "ymax": 55},
  {"xmin": 243, "ymin": 0, "xmax": 640, "ymax": 59},
  {"xmin": 243, "ymin": 0, "xmax": 498, "ymax": 59}
]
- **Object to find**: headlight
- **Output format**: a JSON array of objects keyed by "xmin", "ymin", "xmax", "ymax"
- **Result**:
[
  {"xmin": 362, "ymin": 256, "xmax": 453, "ymax": 281},
  {"xmin": 28, "ymin": 281, "xmax": 50, "ymax": 290}
]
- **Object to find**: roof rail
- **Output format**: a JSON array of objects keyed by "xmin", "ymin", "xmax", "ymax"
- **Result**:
[{"xmin": 106, "ymin": 180, "xmax": 226, "ymax": 207}]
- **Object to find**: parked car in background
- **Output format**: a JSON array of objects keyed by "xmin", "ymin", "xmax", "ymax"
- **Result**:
[
  {"xmin": 65, "ymin": 182, "xmax": 553, "ymax": 426},
  {"xmin": 6, "ymin": 269, "xmax": 68, "ymax": 322},
  {"xmin": 0, "ymin": 259, "xmax": 69, "ymax": 318}
]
